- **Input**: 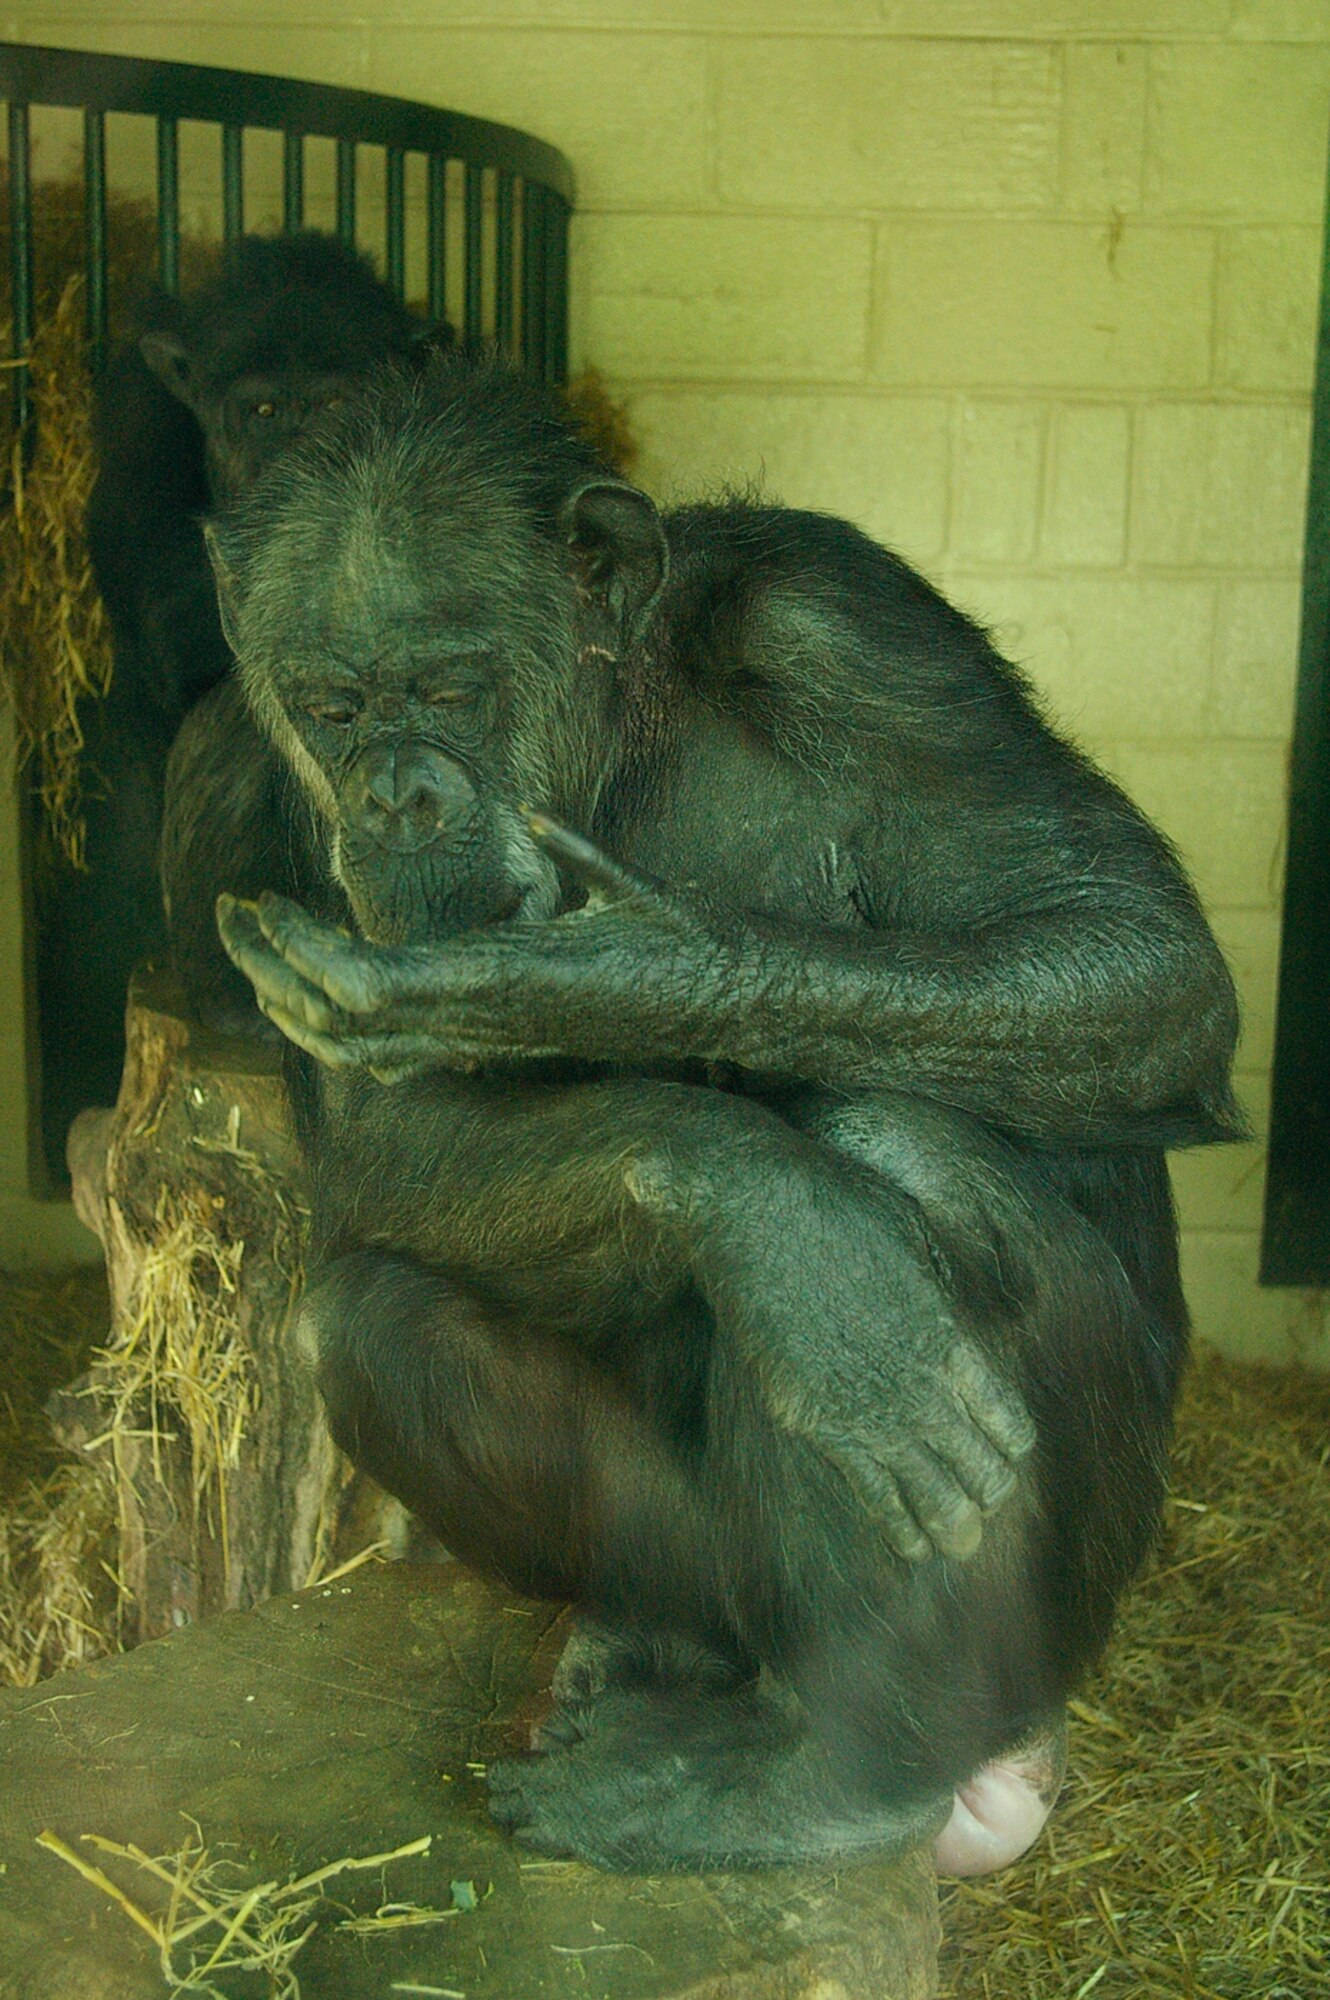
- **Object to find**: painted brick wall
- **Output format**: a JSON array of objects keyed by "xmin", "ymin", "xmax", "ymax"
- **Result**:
[{"xmin": 2, "ymin": 1, "xmax": 1327, "ymax": 1366}]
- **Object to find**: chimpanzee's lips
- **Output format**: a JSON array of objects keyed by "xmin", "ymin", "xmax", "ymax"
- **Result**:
[{"xmin": 354, "ymin": 878, "xmax": 533, "ymax": 947}]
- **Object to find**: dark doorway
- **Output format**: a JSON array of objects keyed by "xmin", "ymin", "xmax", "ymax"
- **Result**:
[{"xmin": 1261, "ymin": 152, "xmax": 1330, "ymax": 1285}]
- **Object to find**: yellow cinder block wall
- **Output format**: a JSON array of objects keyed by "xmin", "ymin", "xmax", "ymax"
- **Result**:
[{"xmin": 2, "ymin": 1, "xmax": 1327, "ymax": 1367}]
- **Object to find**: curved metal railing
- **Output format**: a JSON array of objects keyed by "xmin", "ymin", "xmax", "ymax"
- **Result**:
[{"xmin": 1, "ymin": 40, "xmax": 575, "ymax": 431}]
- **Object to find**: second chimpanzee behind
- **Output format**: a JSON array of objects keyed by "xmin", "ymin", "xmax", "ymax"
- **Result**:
[
  {"xmin": 38, "ymin": 232, "xmax": 443, "ymax": 1178},
  {"xmin": 175, "ymin": 357, "xmax": 1239, "ymax": 1874}
]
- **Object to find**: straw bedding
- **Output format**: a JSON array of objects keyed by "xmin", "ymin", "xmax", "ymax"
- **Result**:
[
  {"xmin": 939, "ymin": 1352, "xmax": 1329, "ymax": 1999},
  {"xmin": 1, "ymin": 1266, "xmax": 1324, "ymax": 1994}
]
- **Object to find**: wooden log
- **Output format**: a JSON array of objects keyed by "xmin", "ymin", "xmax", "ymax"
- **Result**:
[
  {"xmin": 62, "ymin": 968, "xmax": 381, "ymax": 1646},
  {"xmin": 0, "ymin": 1562, "xmax": 941, "ymax": 1998}
]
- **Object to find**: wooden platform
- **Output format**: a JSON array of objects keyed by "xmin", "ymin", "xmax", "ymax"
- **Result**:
[{"xmin": 0, "ymin": 1562, "xmax": 940, "ymax": 1999}]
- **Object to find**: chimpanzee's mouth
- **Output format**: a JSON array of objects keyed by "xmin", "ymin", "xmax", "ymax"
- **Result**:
[
  {"xmin": 343, "ymin": 860, "xmax": 537, "ymax": 947},
  {"xmin": 335, "ymin": 796, "xmax": 563, "ymax": 944}
]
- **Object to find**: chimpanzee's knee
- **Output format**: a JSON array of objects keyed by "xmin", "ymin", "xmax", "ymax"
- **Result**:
[{"xmin": 295, "ymin": 1249, "xmax": 446, "ymax": 1465}]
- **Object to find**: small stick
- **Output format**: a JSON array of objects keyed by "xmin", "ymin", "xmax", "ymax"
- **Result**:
[
  {"xmin": 36, "ymin": 1830, "xmax": 164, "ymax": 1948},
  {"xmin": 281, "ymin": 1834, "xmax": 432, "ymax": 1900}
]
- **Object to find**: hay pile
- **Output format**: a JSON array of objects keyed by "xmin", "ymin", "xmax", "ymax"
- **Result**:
[
  {"xmin": 939, "ymin": 1352, "xmax": 1330, "ymax": 2000},
  {"xmin": 37, "ymin": 1826, "xmax": 442, "ymax": 1999},
  {"xmin": 101, "ymin": 1183, "xmax": 261, "ymax": 1592},
  {"xmin": 0, "ymin": 1268, "xmax": 118, "ymax": 1684},
  {"xmin": 0, "ymin": 164, "xmax": 169, "ymax": 865},
  {"xmin": 0, "ymin": 168, "xmax": 635, "ymax": 872},
  {"xmin": 0, "ymin": 272, "xmax": 113, "ymax": 867}
]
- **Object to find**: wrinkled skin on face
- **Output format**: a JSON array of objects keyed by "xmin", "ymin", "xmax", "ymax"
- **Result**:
[
  {"xmin": 176, "ymin": 356, "xmax": 1241, "ymax": 1878},
  {"xmin": 205, "ymin": 452, "xmax": 612, "ymax": 954}
]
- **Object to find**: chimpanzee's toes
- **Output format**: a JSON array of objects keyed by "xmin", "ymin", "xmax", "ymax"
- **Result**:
[
  {"xmin": 549, "ymin": 1617, "xmax": 626, "ymax": 1705},
  {"xmin": 532, "ymin": 1698, "xmax": 595, "ymax": 1750},
  {"xmin": 486, "ymin": 1755, "xmax": 556, "ymax": 1835}
]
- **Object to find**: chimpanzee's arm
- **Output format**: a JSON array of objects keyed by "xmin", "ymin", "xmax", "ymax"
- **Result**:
[
  {"xmin": 265, "ymin": 1046, "xmax": 1037, "ymax": 1563},
  {"xmin": 218, "ymin": 801, "xmax": 1239, "ymax": 1151}
]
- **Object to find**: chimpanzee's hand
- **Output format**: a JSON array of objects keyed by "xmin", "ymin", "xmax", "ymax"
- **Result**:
[
  {"xmin": 757, "ymin": 1320, "xmax": 1035, "ymax": 1564},
  {"xmin": 217, "ymin": 894, "xmax": 447, "ymax": 1082},
  {"xmin": 216, "ymin": 817, "xmax": 725, "ymax": 1080},
  {"xmin": 668, "ymin": 1160, "xmax": 1038, "ymax": 1564}
]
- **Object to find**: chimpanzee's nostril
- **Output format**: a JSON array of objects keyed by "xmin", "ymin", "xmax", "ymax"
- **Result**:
[{"xmin": 347, "ymin": 742, "xmax": 475, "ymax": 851}]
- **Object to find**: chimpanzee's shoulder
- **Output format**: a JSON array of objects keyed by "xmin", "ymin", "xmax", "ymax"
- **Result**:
[{"xmin": 656, "ymin": 500, "xmax": 1039, "ymax": 739}]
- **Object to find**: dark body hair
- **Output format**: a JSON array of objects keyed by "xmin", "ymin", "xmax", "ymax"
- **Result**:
[{"xmin": 167, "ymin": 356, "xmax": 1239, "ymax": 1870}]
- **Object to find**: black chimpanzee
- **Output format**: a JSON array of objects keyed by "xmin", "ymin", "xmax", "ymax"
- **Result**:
[
  {"xmin": 174, "ymin": 356, "xmax": 1239, "ymax": 1874},
  {"xmin": 37, "ymin": 232, "xmax": 445, "ymax": 1178}
]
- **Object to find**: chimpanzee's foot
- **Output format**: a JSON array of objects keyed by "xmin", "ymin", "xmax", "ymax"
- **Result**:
[
  {"xmin": 548, "ymin": 1617, "xmax": 756, "ymax": 1714},
  {"xmin": 934, "ymin": 1710, "xmax": 1068, "ymax": 1877},
  {"xmin": 489, "ymin": 1681, "xmax": 950, "ymax": 1871}
]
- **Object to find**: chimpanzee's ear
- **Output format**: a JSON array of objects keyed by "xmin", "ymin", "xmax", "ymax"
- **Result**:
[
  {"xmin": 203, "ymin": 523, "xmax": 243, "ymax": 657},
  {"xmin": 562, "ymin": 479, "xmax": 668, "ymax": 642},
  {"xmin": 139, "ymin": 329, "xmax": 198, "ymax": 411}
]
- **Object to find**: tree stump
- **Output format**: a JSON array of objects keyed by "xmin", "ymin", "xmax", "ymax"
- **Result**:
[
  {"xmin": 0, "ymin": 1563, "xmax": 941, "ymax": 1998},
  {"xmin": 61, "ymin": 969, "xmax": 384, "ymax": 1647}
]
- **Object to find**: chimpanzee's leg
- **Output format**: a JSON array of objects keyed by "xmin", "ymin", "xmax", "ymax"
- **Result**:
[
  {"xmin": 301, "ymin": 1244, "xmax": 959, "ymax": 1865},
  {"xmin": 302, "ymin": 1249, "xmax": 711, "ymax": 1610},
  {"xmin": 312, "ymin": 1070, "xmax": 1037, "ymax": 1566},
  {"xmin": 304, "ymin": 1080, "xmax": 1171, "ymax": 1869}
]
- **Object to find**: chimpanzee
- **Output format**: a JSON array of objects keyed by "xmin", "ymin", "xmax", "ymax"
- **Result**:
[
  {"xmin": 37, "ymin": 232, "xmax": 446, "ymax": 1178},
  {"xmin": 171, "ymin": 355, "xmax": 1240, "ymax": 1874}
]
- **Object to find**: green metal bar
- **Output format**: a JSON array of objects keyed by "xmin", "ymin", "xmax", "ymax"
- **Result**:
[
  {"xmin": 222, "ymin": 123, "xmax": 244, "ymax": 242},
  {"xmin": 426, "ymin": 152, "xmax": 447, "ymax": 325},
  {"xmin": 521, "ymin": 179, "xmax": 547, "ymax": 379},
  {"xmin": 7, "ymin": 100, "xmax": 33, "ymax": 436},
  {"xmin": 494, "ymin": 168, "xmax": 514, "ymax": 358},
  {"xmin": 283, "ymin": 129, "xmax": 304, "ymax": 231},
  {"xmin": 546, "ymin": 192, "xmax": 569, "ymax": 385},
  {"xmin": 463, "ymin": 159, "xmax": 483, "ymax": 349},
  {"xmin": 385, "ymin": 146, "xmax": 406, "ymax": 299},
  {"xmin": 0, "ymin": 41, "xmax": 576, "ymax": 205},
  {"xmin": 336, "ymin": 137, "xmax": 356, "ymax": 246},
  {"xmin": 84, "ymin": 108, "xmax": 109, "ymax": 369},
  {"xmin": 156, "ymin": 116, "xmax": 180, "ymax": 290}
]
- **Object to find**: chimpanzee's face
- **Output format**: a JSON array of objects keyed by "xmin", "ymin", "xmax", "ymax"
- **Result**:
[
  {"xmin": 276, "ymin": 607, "xmax": 561, "ymax": 947},
  {"xmin": 203, "ymin": 371, "xmax": 353, "ymax": 503},
  {"xmin": 211, "ymin": 489, "xmax": 592, "ymax": 947},
  {"xmin": 207, "ymin": 365, "xmax": 667, "ymax": 948}
]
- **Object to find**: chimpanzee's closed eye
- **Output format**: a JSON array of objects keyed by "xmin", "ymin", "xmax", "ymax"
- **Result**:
[{"xmin": 305, "ymin": 695, "xmax": 361, "ymax": 726}]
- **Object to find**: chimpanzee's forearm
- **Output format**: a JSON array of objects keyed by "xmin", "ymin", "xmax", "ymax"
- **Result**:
[
  {"xmin": 676, "ymin": 904, "xmax": 1241, "ymax": 1148},
  {"xmin": 403, "ymin": 899, "xmax": 1241, "ymax": 1150}
]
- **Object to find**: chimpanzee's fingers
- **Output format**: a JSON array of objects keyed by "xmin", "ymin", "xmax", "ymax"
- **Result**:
[
  {"xmin": 934, "ymin": 1411, "xmax": 1020, "ymax": 1514},
  {"xmin": 217, "ymin": 895, "xmax": 339, "ymax": 1033},
  {"xmin": 252, "ymin": 891, "xmax": 390, "ymax": 1015},
  {"xmin": 945, "ymin": 1344, "xmax": 1037, "ymax": 1464},
  {"xmin": 870, "ymin": 1480, "xmax": 935, "ymax": 1565},
  {"xmin": 255, "ymin": 1002, "xmax": 438, "ymax": 1080},
  {"xmin": 817, "ymin": 1432, "xmax": 933, "ymax": 1562},
  {"xmin": 216, "ymin": 891, "xmax": 263, "ymax": 959},
  {"xmin": 889, "ymin": 1437, "xmax": 984, "ymax": 1562},
  {"xmin": 257, "ymin": 1001, "xmax": 352, "ymax": 1065},
  {"xmin": 523, "ymin": 811, "xmax": 658, "ymax": 906}
]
